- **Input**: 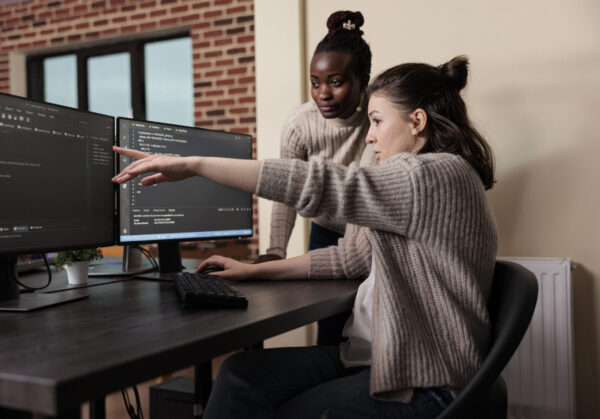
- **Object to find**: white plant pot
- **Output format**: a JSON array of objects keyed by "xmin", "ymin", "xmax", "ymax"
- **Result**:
[{"xmin": 65, "ymin": 261, "xmax": 90, "ymax": 285}]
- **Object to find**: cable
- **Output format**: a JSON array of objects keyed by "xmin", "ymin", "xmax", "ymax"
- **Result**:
[
  {"xmin": 121, "ymin": 385, "xmax": 144, "ymax": 419},
  {"xmin": 11, "ymin": 254, "xmax": 52, "ymax": 291},
  {"xmin": 133, "ymin": 245, "xmax": 159, "ymax": 272}
]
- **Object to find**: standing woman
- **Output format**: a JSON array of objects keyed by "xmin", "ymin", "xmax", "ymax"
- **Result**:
[
  {"xmin": 113, "ymin": 55, "xmax": 498, "ymax": 418},
  {"xmin": 257, "ymin": 10, "xmax": 374, "ymax": 345}
]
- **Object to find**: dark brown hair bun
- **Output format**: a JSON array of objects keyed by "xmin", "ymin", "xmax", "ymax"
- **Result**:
[{"xmin": 326, "ymin": 10, "xmax": 365, "ymax": 38}]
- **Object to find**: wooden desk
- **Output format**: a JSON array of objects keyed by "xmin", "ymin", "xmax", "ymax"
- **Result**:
[{"xmin": 0, "ymin": 276, "xmax": 359, "ymax": 417}]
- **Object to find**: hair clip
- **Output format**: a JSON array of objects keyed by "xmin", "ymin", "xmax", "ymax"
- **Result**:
[{"xmin": 343, "ymin": 20, "xmax": 356, "ymax": 30}]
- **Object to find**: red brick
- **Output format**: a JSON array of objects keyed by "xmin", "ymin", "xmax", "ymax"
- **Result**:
[
  {"xmin": 192, "ymin": 2, "xmax": 210, "ymax": 9},
  {"xmin": 215, "ymin": 38, "xmax": 232, "ymax": 46},
  {"xmin": 121, "ymin": 25, "xmax": 137, "ymax": 33},
  {"xmin": 215, "ymin": 59, "xmax": 234, "ymax": 66},
  {"xmin": 216, "ymin": 79, "xmax": 234, "ymax": 86},
  {"xmin": 228, "ymin": 67, "xmax": 246, "ymax": 75},
  {"xmin": 58, "ymin": 25, "xmax": 72, "ymax": 32},
  {"xmin": 226, "ymin": 6, "xmax": 246, "ymax": 14},
  {"xmin": 141, "ymin": 22, "xmax": 157, "ymax": 30},
  {"xmin": 131, "ymin": 13, "xmax": 146, "ymax": 20},
  {"xmin": 182, "ymin": 14, "xmax": 200, "ymax": 23},
  {"xmin": 73, "ymin": 4, "xmax": 87, "ymax": 12},
  {"xmin": 204, "ymin": 11, "xmax": 222, "ymax": 18},
  {"xmin": 150, "ymin": 9, "xmax": 167, "ymax": 17},
  {"xmin": 102, "ymin": 28, "xmax": 118, "ymax": 36},
  {"xmin": 93, "ymin": 19, "xmax": 109, "ymax": 26},
  {"xmin": 217, "ymin": 99, "xmax": 235, "ymax": 106},
  {"xmin": 215, "ymin": 0, "xmax": 233, "ymax": 5},
  {"xmin": 141, "ymin": 1, "xmax": 156, "ymax": 7},
  {"xmin": 195, "ymin": 100, "xmax": 214, "ymax": 107},
  {"xmin": 205, "ymin": 50, "xmax": 222, "ymax": 58},
  {"xmin": 171, "ymin": 5, "xmax": 188, "ymax": 14},
  {"xmin": 205, "ymin": 70, "xmax": 223, "ymax": 77},
  {"xmin": 86, "ymin": 31, "xmax": 100, "ymax": 39},
  {"xmin": 160, "ymin": 17, "xmax": 179, "ymax": 26},
  {"xmin": 230, "ymin": 107, "xmax": 248, "ymax": 114},
  {"xmin": 238, "ymin": 76, "xmax": 254, "ymax": 84},
  {"xmin": 193, "ymin": 61, "xmax": 211, "ymax": 69},
  {"xmin": 239, "ymin": 96, "xmax": 255, "ymax": 104},
  {"xmin": 191, "ymin": 21, "xmax": 209, "ymax": 30},
  {"xmin": 205, "ymin": 90, "xmax": 224, "ymax": 97},
  {"xmin": 204, "ymin": 30, "xmax": 222, "ymax": 38},
  {"xmin": 75, "ymin": 22, "xmax": 90, "ymax": 29},
  {"xmin": 229, "ymin": 87, "xmax": 248, "ymax": 95},
  {"xmin": 113, "ymin": 16, "xmax": 127, "ymax": 23},
  {"xmin": 195, "ymin": 120, "xmax": 214, "ymax": 127},
  {"xmin": 216, "ymin": 118, "xmax": 235, "ymax": 125},
  {"xmin": 237, "ymin": 35, "xmax": 253, "ymax": 43}
]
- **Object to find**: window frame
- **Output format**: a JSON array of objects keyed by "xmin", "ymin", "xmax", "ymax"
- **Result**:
[{"xmin": 26, "ymin": 31, "xmax": 190, "ymax": 120}]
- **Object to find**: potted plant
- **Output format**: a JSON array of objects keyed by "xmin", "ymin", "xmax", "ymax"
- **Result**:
[{"xmin": 55, "ymin": 248, "xmax": 103, "ymax": 285}]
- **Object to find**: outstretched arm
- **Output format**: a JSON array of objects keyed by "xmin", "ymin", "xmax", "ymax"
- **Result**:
[
  {"xmin": 197, "ymin": 253, "xmax": 309, "ymax": 281},
  {"xmin": 112, "ymin": 146, "xmax": 262, "ymax": 193}
]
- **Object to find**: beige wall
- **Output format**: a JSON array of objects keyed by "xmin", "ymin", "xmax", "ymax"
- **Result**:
[{"xmin": 256, "ymin": 0, "xmax": 600, "ymax": 414}]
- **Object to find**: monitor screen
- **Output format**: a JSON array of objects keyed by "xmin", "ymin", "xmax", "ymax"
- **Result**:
[
  {"xmin": 0, "ymin": 92, "xmax": 115, "ymax": 311},
  {"xmin": 116, "ymin": 117, "xmax": 252, "ymax": 275}
]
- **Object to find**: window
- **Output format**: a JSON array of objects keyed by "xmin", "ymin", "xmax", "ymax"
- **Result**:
[{"xmin": 27, "ymin": 34, "xmax": 193, "ymax": 126}]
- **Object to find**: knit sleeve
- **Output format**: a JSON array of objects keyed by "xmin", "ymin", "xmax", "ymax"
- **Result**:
[
  {"xmin": 256, "ymin": 154, "xmax": 414, "ymax": 236},
  {"xmin": 308, "ymin": 224, "xmax": 371, "ymax": 279},
  {"xmin": 266, "ymin": 121, "xmax": 308, "ymax": 257}
]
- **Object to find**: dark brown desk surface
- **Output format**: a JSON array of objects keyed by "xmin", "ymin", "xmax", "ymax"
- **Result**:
[{"xmin": 0, "ymin": 272, "xmax": 359, "ymax": 416}]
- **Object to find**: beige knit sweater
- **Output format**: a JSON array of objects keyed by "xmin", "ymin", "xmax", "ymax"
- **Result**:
[
  {"xmin": 267, "ymin": 100, "xmax": 371, "ymax": 258},
  {"xmin": 256, "ymin": 152, "xmax": 498, "ymax": 401}
]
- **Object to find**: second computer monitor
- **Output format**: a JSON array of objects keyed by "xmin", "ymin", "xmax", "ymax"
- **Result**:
[{"xmin": 117, "ymin": 118, "xmax": 253, "ymax": 275}]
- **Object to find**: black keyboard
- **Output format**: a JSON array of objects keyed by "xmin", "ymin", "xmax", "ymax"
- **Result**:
[{"xmin": 173, "ymin": 272, "xmax": 248, "ymax": 308}]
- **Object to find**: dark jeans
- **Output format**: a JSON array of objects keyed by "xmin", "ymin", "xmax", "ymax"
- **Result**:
[
  {"xmin": 309, "ymin": 222, "xmax": 351, "ymax": 346},
  {"xmin": 203, "ymin": 346, "xmax": 454, "ymax": 419}
]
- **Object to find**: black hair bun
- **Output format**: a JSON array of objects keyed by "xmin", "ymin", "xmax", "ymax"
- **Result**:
[
  {"xmin": 326, "ymin": 11, "xmax": 365, "ymax": 38},
  {"xmin": 438, "ymin": 55, "xmax": 469, "ymax": 91}
]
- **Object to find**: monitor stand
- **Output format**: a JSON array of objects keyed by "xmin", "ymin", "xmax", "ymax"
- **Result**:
[
  {"xmin": 0, "ymin": 256, "xmax": 89, "ymax": 312},
  {"xmin": 134, "ymin": 242, "xmax": 184, "ymax": 281},
  {"xmin": 88, "ymin": 245, "xmax": 155, "ymax": 277}
]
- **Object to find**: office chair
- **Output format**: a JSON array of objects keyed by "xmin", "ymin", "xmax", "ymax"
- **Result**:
[{"xmin": 437, "ymin": 260, "xmax": 539, "ymax": 419}]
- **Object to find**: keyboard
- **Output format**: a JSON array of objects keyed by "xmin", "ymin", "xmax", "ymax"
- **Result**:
[{"xmin": 173, "ymin": 272, "xmax": 248, "ymax": 308}]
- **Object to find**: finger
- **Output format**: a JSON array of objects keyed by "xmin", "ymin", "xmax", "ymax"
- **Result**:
[
  {"xmin": 196, "ymin": 256, "xmax": 222, "ymax": 272},
  {"xmin": 113, "ymin": 146, "xmax": 150, "ymax": 160},
  {"xmin": 140, "ymin": 173, "xmax": 166, "ymax": 186}
]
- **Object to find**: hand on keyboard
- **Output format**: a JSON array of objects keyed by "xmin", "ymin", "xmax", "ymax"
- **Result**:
[{"xmin": 174, "ymin": 271, "xmax": 248, "ymax": 309}]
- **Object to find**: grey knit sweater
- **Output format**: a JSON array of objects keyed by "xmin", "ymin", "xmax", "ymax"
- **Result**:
[
  {"xmin": 267, "ymin": 100, "xmax": 370, "ymax": 258},
  {"xmin": 256, "ymin": 152, "xmax": 498, "ymax": 401}
]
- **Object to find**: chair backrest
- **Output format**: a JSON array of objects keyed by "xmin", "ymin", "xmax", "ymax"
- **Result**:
[{"xmin": 437, "ymin": 260, "xmax": 539, "ymax": 419}]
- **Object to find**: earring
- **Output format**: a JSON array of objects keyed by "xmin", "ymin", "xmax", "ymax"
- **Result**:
[{"xmin": 356, "ymin": 105, "xmax": 362, "ymax": 112}]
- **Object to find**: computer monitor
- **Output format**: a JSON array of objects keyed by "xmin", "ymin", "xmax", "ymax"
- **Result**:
[
  {"xmin": 0, "ymin": 92, "xmax": 115, "ymax": 311},
  {"xmin": 116, "ymin": 117, "xmax": 253, "ymax": 279}
]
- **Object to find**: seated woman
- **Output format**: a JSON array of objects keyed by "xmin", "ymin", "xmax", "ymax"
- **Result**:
[{"xmin": 113, "ymin": 55, "xmax": 498, "ymax": 419}]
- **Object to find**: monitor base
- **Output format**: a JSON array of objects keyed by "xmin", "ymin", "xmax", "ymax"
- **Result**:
[{"xmin": 0, "ymin": 291, "xmax": 89, "ymax": 312}]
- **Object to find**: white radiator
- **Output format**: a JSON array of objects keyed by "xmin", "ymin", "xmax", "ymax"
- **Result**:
[{"xmin": 499, "ymin": 257, "xmax": 575, "ymax": 419}]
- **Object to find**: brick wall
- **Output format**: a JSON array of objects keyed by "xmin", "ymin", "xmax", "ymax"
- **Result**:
[{"xmin": 0, "ymin": 0, "xmax": 259, "ymax": 259}]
